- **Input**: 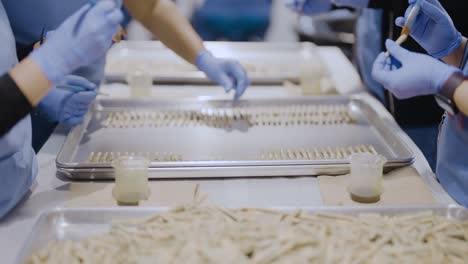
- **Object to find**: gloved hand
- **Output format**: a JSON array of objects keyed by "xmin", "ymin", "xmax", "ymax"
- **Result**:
[
  {"xmin": 286, "ymin": 0, "xmax": 368, "ymax": 15},
  {"xmin": 372, "ymin": 40, "xmax": 460, "ymax": 99},
  {"xmin": 38, "ymin": 75, "xmax": 97, "ymax": 126},
  {"xmin": 395, "ymin": 0, "xmax": 462, "ymax": 59},
  {"xmin": 195, "ymin": 50, "xmax": 250, "ymax": 100},
  {"xmin": 30, "ymin": 0, "xmax": 123, "ymax": 84}
]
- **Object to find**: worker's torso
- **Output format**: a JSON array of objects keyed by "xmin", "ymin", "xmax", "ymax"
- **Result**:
[
  {"xmin": 2, "ymin": 0, "xmax": 105, "ymax": 85},
  {"xmin": 0, "ymin": 1, "xmax": 31, "ymax": 157},
  {"xmin": 435, "ymin": 63, "xmax": 468, "ymax": 207},
  {"xmin": 437, "ymin": 115, "xmax": 468, "ymax": 206},
  {"xmin": 2, "ymin": 0, "xmax": 86, "ymax": 45},
  {"xmin": 0, "ymin": 1, "xmax": 38, "ymax": 218},
  {"xmin": 0, "ymin": 1, "xmax": 17, "ymax": 72}
]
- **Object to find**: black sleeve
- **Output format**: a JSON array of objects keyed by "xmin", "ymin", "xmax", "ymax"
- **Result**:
[
  {"xmin": 0, "ymin": 73, "xmax": 33, "ymax": 137},
  {"xmin": 16, "ymin": 43, "xmax": 35, "ymax": 62}
]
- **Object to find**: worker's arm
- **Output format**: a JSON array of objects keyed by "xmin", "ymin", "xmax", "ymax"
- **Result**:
[
  {"xmin": 442, "ymin": 37, "xmax": 468, "ymax": 68},
  {"xmin": 123, "ymin": 0, "xmax": 250, "ymax": 99},
  {"xmin": 123, "ymin": 0, "xmax": 203, "ymax": 64},
  {"xmin": 11, "ymin": 0, "xmax": 122, "ymax": 105},
  {"xmin": 9, "ymin": 57, "xmax": 51, "ymax": 106},
  {"xmin": 454, "ymin": 81, "xmax": 468, "ymax": 116},
  {"xmin": 4, "ymin": 58, "xmax": 98, "ymax": 137},
  {"xmin": 0, "ymin": 59, "xmax": 43, "ymax": 136},
  {"xmin": 0, "ymin": 1, "xmax": 122, "ymax": 137}
]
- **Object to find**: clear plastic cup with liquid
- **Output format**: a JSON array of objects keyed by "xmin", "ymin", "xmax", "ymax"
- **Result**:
[
  {"xmin": 348, "ymin": 153, "xmax": 387, "ymax": 203},
  {"xmin": 112, "ymin": 156, "xmax": 151, "ymax": 205},
  {"xmin": 126, "ymin": 69, "xmax": 152, "ymax": 98},
  {"xmin": 300, "ymin": 43, "xmax": 323, "ymax": 95}
]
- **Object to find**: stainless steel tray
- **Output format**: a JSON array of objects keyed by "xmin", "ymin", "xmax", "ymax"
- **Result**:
[
  {"xmin": 16, "ymin": 205, "xmax": 467, "ymax": 264},
  {"xmin": 56, "ymin": 96, "xmax": 414, "ymax": 179},
  {"xmin": 105, "ymin": 41, "xmax": 324, "ymax": 84}
]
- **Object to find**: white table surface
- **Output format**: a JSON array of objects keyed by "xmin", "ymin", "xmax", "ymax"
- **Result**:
[{"xmin": 0, "ymin": 46, "xmax": 455, "ymax": 264}]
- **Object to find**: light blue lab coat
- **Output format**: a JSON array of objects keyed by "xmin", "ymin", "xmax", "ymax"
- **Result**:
[
  {"xmin": 0, "ymin": 2, "xmax": 38, "ymax": 219},
  {"xmin": 436, "ymin": 62, "xmax": 468, "ymax": 206}
]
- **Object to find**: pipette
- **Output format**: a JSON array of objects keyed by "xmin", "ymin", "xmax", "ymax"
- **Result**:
[{"xmin": 386, "ymin": 0, "xmax": 423, "ymax": 56}]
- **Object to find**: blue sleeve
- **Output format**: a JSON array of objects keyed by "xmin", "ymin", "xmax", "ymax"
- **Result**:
[{"xmin": 0, "ymin": 116, "xmax": 38, "ymax": 219}]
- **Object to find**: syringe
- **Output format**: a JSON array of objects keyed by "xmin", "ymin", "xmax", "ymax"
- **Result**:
[{"xmin": 386, "ymin": 0, "xmax": 423, "ymax": 56}]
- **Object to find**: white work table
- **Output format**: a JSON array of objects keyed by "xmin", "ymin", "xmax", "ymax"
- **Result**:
[{"xmin": 0, "ymin": 47, "xmax": 456, "ymax": 264}]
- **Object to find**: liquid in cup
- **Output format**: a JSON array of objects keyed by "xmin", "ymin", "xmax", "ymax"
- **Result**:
[
  {"xmin": 112, "ymin": 156, "xmax": 151, "ymax": 205},
  {"xmin": 348, "ymin": 153, "xmax": 387, "ymax": 203},
  {"xmin": 126, "ymin": 69, "xmax": 152, "ymax": 97},
  {"xmin": 300, "ymin": 43, "xmax": 323, "ymax": 95}
]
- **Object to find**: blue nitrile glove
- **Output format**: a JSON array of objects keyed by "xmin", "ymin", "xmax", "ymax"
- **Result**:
[
  {"xmin": 30, "ymin": 0, "xmax": 123, "ymax": 84},
  {"xmin": 195, "ymin": 50, "xmax": 250, "ymax": 100},
  {"xmin": 371, "ymin": 40, "xmax": 461, "ymax": 99},
  {"xmin": 286, "ymin": 0, "xmax": 332, "ymax": 15},
  {"xmin": 395, "ymin": 0, "xmax": 462, "ymax": 59},
  {"xmin": 38, "ymin": 75, "xmax": 97, "ymax": 126}
]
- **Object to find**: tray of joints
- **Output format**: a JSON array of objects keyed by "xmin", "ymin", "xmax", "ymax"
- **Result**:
[{"xmin": 56, "ymin": 96, "xmax": 414, "ymax": 179}]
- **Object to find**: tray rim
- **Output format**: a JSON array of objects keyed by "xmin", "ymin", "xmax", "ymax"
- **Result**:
[
  {"xmin": 105, "ymin": 41, "xmax": 317, "ymax": 84},
  {"xmin": 32, "ymin": 204, "xmax": 468, "ymax": 216},
  {"xmin": 17, "ymin": 204, "xmax": 466, "ymax": 264},
  {"xmin": 55, "ymin": 95, "xmax": 415, "ymax": 177}
]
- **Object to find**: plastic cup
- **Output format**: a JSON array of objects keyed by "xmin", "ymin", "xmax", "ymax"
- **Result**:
[
  {"xmin": 348, "ymin": 153, "xmax": 387, "ymax": 203},
  {"xmin": 126, "ymin": 69, "xmax": 152, "ymax": 98},
  {"xmin": 300, "ymin": 43, "xmax": 323, "ymax": 95},
  {"xmin": 112, "ymin": 156, "xmax": 151, "ymax": 205}
]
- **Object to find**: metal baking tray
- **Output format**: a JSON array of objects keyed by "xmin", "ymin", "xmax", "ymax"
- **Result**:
[
  {"xmin": 56, "ymin": 96, "xmax": 414, "ymax": 179},
  {"xmin": 105, "ymin": 41, "xmax": 324, "ymax": 84},
  {"xmin": 16, "ymin": 205, "xmax": 467, "ymax": 264}
]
